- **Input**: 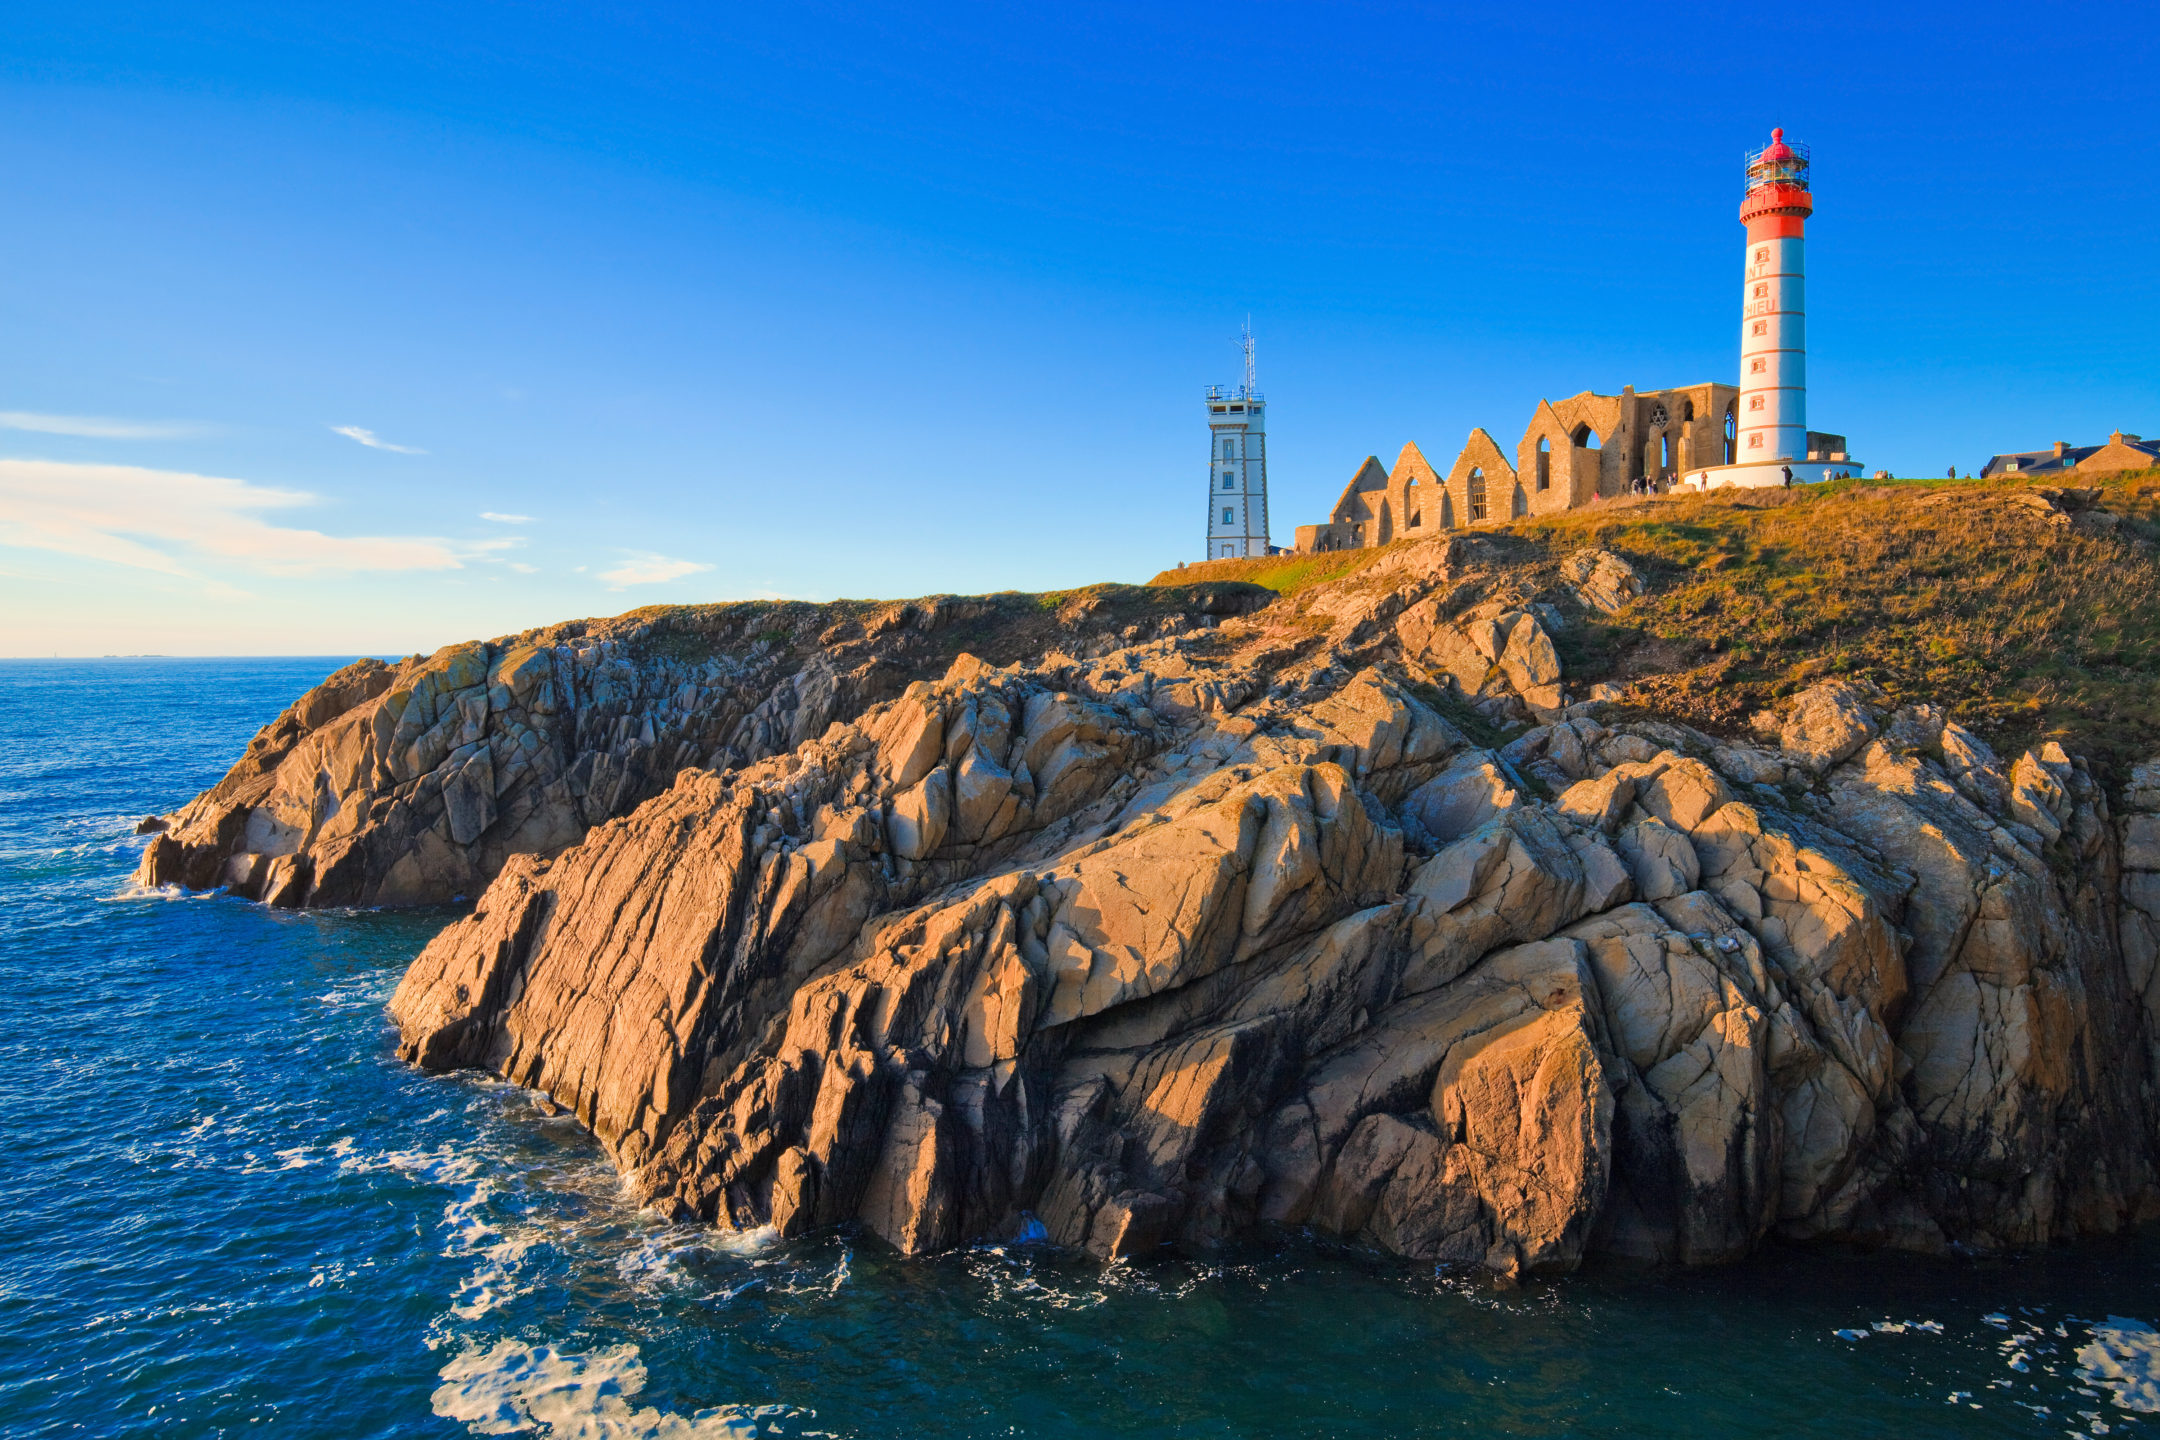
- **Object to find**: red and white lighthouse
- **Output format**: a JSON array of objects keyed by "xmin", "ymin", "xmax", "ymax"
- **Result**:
[
  {"xmin": 1728, "ymin": 127, "xmax": 1814, "ymax": 468},
  {"xmin": 1737, "ymin": 128, "xmax": 1810, "ymax": 468},
  {"xmin": 1692, "ymin": 128, "xmax": 1858, "ymax": 489}
]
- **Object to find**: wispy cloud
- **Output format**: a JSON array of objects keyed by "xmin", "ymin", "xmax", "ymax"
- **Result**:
[
  {"xmin": 330, "ymin": 424, "xmax": 426, "ymax": 455},
  {"xmin": 0, "ymin": 411, "xmax": 207, "ymax": 439},
  {"xmin": 599, "ymin": 551, "xmax": 712, "ymax": 587},
  {"xmin": 480, "ymin": 511, "xmax": 534, "ymax": 524},
  {"xmin": 0, "ymin": 458, "xmax": 473, "ymax": 579}
]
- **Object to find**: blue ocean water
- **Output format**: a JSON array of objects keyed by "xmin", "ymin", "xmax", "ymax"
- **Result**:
[{"xmin": 3, "ymin": 657, "xmax": 2157, "ymax": 1439}]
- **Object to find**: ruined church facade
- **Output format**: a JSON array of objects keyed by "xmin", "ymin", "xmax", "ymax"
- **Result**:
[{"xmin": 1294, "ymin": 383, "xmax": 1744, "ymax": 553}]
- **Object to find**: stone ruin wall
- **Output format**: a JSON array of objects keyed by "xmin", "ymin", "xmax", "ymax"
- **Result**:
[{"xmin": 1297, "ymin": 383, "xmax": 1741, "ymax": 554}]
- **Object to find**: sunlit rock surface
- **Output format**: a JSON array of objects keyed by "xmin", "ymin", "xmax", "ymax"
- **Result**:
[{"xmin": 169, "ymin": 532, "xmax": 2160, "ymax": 1273}]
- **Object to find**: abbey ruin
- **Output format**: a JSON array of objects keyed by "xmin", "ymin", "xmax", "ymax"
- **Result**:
[{"xmin": 1293, "ymin": 383, "xmax": 1854, "ymax": 554}]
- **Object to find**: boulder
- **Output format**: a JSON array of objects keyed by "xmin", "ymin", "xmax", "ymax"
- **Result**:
[
  {"xmin": 1779, "ymin": 681, "xmax": 1878, "ymax": 774},
  {"xmin": 1560, "ymin": 548, "xmax": 1646, "ymax": 615}
]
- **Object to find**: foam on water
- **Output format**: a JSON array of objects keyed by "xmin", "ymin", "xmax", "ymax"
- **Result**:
[
  {"xmin": 433, "ymin": 1340, "xmax": 812, "ymax": 1438},
  {"xmin": 2079, "ymin": 1318, "xmax": 2160, "ymax": 1413}
]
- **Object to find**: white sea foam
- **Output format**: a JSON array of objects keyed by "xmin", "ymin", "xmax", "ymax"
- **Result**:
[
  {"xmin": 711, "ymin": 1224, "xmax": 781, "ymax": 1257},
  {"xmin": 433, "ymin": 1339, "xmax": 807, "ymax": 1437},
  {"xmin": 612, "ymin": 1227, "xmax": 728, "ymax": 1292},
  {"xmin": 2077, "ymin": 1317, "xmax": 2160, "ymax": 1413},
  {"xmin": 339, "ymin": 1143, "xmax": 485, "ymax": 1186},
  {"xmin": 104, "ymin": 880, "xmax": 218, "ymax": 903},
  {"xmin": 337, "ymin": 1141, "xmax": 547, "ymax": 1325}
]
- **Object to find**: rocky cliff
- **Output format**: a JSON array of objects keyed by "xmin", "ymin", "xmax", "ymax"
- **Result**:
[
  {"xmin": 364, "ymin": 517, "xmax": 2160, "ymax": 1276},
  {"xmin": 136, "ymin": 585, "xmax": 1265, "ymax": 907}
]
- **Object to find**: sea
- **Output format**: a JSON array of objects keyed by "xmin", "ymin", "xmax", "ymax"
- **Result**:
[{"xmin": 3, "ymin": 656, "xmax": 2158, "ymax": 1439}]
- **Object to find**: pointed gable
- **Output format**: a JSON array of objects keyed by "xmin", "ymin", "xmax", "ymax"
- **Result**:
[
  {"xmin": 2078, "ymin": 431, "xmax": 2160, "ymax": 474},
  {"xmin": 1448, "ymin": 427, "xmax": 1517, "ymax": 485},
  {"xmin": 1548, "ymin": 390, "xmax": 1623, "ymax": 449},
  {"xmin": 1328, "ymin": 455, "xmax": 1389, "ymax": 524},
  {"xmin": 1522, "ymin": 398, "xmax": 1570, "ymax": 444},
  {"xmin": 1389, "ymin": 441, "xmax": 1439, "ymax": 485}
]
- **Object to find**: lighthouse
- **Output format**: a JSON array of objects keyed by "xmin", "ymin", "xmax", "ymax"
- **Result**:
[
  {"xmin": 1691, "ymin": 128, "xmax": 1857, "ymax": 489},
  {"xmin": 1203, "ymin": 324, "xmax": 1271, "ymax": 560}
]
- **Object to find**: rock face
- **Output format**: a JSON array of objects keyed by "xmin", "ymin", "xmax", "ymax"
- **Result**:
[
  {"xmin": 1560, "ymin": 548, "xmax": 1646, "ymax": 616},
  {"xmin": 135, "ymin": 588, "xmax": 1266, "ymax": 908},
  {"xmin": 377, "ymin": 538, "xmax": 2160, "ymax": 1275}
]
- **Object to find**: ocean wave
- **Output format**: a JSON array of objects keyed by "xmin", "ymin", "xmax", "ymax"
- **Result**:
[
  {"xmin": 432, "ymin": 1339, "xmax": 812, "ymax": 1438},
  {"xmin": 104, "ymin": 880, "xmax": 220, "ymax": 903}
]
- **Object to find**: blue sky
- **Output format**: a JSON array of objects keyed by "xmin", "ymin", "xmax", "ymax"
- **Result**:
[{"xmin": 3, "ymin": 2, "xmax": 2154, "ymax": 655}]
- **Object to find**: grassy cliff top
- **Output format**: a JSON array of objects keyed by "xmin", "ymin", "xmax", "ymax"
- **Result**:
[{"xmin": 1157, "ymin": 471, "xmax": 2160, "ymax": 775}]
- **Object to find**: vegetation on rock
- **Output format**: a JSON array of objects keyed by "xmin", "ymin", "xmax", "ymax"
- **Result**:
[{"xmin": 1164, "ymin": 471, "xmax": 2160, "ymax": 774}]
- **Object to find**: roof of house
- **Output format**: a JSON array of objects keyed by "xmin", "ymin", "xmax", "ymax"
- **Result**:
[{"xmin": 1981, "ymin": 433, "xmax": 2159, "ymax": 477}]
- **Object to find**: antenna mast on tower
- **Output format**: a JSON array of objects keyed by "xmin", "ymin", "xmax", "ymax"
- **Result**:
[{"xmin": 1241, "ymin": 319, "xmax": 1257, "ymax": 399}]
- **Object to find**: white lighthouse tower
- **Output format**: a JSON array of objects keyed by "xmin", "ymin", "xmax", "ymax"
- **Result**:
[
  {"xmin": 1204, "ymin": 324, "xmax": 1270, "ymax": 560},
  {"xmin": 1692, "ymin": 128, "xmax": 1857, "ymax": 489}
]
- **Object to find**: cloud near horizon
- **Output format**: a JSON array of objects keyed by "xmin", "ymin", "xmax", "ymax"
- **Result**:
[
  {"xmin": 330, "ymin": 424, "xmax": 426, "ymax": 454},
  {"xmin": 0, "ymin": 458, "xmax": 472, "ymax": 579},
  {"xmin": 0, "ymin": 410, "xmax": 207, "ymax": 439},
  {"xmin": 480, "ymin": 511, "xmax": 534, "ymax": 524},
  {"xmin": 599, "ymin": 551, "xmax": 712, "ymax": 587}
]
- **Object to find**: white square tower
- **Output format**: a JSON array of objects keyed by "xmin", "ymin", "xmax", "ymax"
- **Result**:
[{"xmin": 1204, "ymin": 325, "xmax": 1270, "ymax": 560}]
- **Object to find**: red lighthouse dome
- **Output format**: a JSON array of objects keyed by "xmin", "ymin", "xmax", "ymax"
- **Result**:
[{"xmin": 1741, "ymin": 126, "xmax": 1812, "ymax": 223}]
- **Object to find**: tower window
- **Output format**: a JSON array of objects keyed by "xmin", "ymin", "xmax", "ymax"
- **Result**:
[
  {"xmin": 1750, "ymin": 358, "xmax": 1766, "ymax": 374},
  {"xmin": 1223, "ymin": 477, "xmax": 1234, "ymax": 489},
  {"xmin": 1755, "ymin": 247, "xmax": 1768, "ymax": 263},
  {"xmin": 1749, "ymin": 395, "xmax": 1764, "ymax": 411},
  {"xmin": 1748, "ymin": 433, "xmax": 1764, "ymax": 449},
  {"xmin": 1223, "ymin": 507, "xmax": 1235, "ymax": 524},
  {"xmin": 1753, "ymin": 283, "xmax": 1767, "ymax": 298}
]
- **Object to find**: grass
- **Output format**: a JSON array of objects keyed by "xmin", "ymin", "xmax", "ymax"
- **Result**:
[
  {"xmin": 1516, "ymin": 469, "xmax": 2160, "ymax": 777},
  {"xmin": 1145, "ymin": 545, "xmax": 1410, "ymax": 597}
]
